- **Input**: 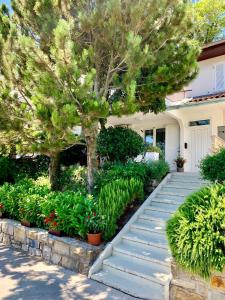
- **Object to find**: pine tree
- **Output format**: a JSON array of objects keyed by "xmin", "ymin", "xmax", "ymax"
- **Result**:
[{"xmin": 0, "ymin": 0, "xmax": 200, "ymax": 191}]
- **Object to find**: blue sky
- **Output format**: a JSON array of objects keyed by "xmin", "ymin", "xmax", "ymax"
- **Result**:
[{"xmin": 0, "ymin": 0, "xmax": 11, "ymax": 7}]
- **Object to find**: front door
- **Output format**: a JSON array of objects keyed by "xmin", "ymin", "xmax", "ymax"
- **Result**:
[{"xmin": 190, "ymin": 125, "xmax": 211, "ymax": 172}]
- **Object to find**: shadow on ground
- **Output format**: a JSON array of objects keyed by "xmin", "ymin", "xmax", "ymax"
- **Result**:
[{"xmin": 0, "ymin": 244, "xmax": 136, "ymax": 300}]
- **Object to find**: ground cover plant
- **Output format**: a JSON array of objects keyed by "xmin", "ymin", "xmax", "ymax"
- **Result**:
[{"xmin": 167, "ymin": 183, "xmax": 225, "ymax": 278}]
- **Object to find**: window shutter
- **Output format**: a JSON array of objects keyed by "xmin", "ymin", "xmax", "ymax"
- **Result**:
[{"xmin": 215, "ymin": 63, "xmax": 225, "ymax": 91}]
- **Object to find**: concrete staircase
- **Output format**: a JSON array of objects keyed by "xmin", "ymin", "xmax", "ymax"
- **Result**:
[{"xmin": 89, "ymin": 173, "xmax": 207, "ymax": 300}]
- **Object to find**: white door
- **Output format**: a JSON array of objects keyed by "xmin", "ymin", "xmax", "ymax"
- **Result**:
[{"xmin": 190, "ymin": 125, "xmax": 211, "ymax": 172}]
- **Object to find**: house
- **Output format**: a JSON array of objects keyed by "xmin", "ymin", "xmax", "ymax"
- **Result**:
[{"xmin": 108, "ymin": 39, "xmax": 225, "ymax": 172}]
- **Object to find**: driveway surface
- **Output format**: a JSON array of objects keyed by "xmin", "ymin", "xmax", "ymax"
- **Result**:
[{"xmin": 0, "ymin": 244, "xmax": 137, "ymax": 300}]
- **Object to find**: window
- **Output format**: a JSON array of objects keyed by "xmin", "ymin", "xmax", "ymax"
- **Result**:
[
  {"xmin": 145, "ymin": 130, "xmax": 153, "ymax": 145},
  {"xmin": 189, "ymin": 119, "xmax": 210, "ymax": 127},
  {"xmin": 215, "ymin": 63, "xmax": 225, "ymax": 91},
  {"xmin": 156, "ymin": 128, "xmax": 165, "ymax": 153}
]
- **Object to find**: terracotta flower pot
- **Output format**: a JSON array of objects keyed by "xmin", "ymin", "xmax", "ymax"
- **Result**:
[
  {"xmin": 177, "ymin": 167, "xmax": 184, "ymax": 172},
  {"xmin": 49, "ymin": 229, "xmax": 61, "ymax": 237},
  {"xmin": 87, "ymin": 233, "xmax": 101, "ymax": 246},
  {"xmin": 21, "ymin": 220, "xmax": 31, "ymax": 227}
]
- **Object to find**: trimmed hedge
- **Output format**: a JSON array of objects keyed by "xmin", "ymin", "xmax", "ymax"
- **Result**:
[
  {"xmin": 200, "ymin": 148, "xmax": 225, "ymax": 183},
  {"xmin": 167, "ymin": 183, "xmax": 225, "ymax": 278},
  {"xmin": 97, "ymin": 127, "xmax": 145, "ymax": 163}
]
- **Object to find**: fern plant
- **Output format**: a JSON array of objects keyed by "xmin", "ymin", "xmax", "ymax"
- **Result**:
[{"xmin": 167, "ymin": 183, "xmax": 225, "ymax": 279}]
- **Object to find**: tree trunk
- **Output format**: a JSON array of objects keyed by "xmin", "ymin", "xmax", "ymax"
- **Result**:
[
  {"xmin": 84, "ymin": 123, "xmax": 99, "ymax": 193},
  {"xmin": 49, "ymin": 153, "xmax": 61, "ymax": 191}
]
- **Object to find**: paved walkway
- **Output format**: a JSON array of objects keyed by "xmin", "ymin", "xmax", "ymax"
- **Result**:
[{"xmin": 0, "ymin": 244, "xmax": 137, "ymax": 300}]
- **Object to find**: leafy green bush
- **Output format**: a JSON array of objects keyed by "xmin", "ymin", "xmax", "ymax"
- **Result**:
[
  {"xmin": 59, "ymin": 165, "xmax": 87, "ymax": 193},
  {"xmin": 200, "ymin": 148, "xmax": 225, "ymax": 183},
  {"xmin": 94, "ymin": 162, "xmax": 149, "ymax": 192},
  {"xmin": 41, "ymin": 192, "xmax": 93, "ymax": 238},
  {"xmin": 19, "ymin": 194, "xmax": 45, "ymax": 228},
  {"xmin": 97, "ymin": 127, "xmax": 145, "ymax": 163},
  {"xmin": 167, "ymin": 183, "xmax": 225, "ymax": 278},
  {"xmin": 97, "ymin": 178, "xmax": 144, "ymax": 240},
  {"xmin": 0, "ymin": 179, "xmax": 93, "ymax": 238},
  {"xmin": 14, "ymin": 155, "xmax": 49, "ymax": 181},
  {"xmin": 148, "ymin": 160, "xmax": 170, "ymax": 181},
  {"xmin": 0, "ymin": 156, "xmax": 16, "ymax": 184}
]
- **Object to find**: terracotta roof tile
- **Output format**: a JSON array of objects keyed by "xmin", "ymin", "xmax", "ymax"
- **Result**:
[{"xmin": 188, "ymin": 92, "xmax": 225, "ymax": 103}]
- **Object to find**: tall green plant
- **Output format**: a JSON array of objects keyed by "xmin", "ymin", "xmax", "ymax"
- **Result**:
[
  {"xmin": 167, "ymin": 183, "xmax": 225, "ymax": 278},
  {"xmin": 97, "ymin": 178, "xmax": 143, "ymax": 240}
]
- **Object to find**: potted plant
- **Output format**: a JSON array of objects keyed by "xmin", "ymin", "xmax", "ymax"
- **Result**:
[
  {"xmin": 144, "ymin": 145, "xmax": 162, "ymax": 162},
  {"xmin": 86, "ymin": 212, "xmax": 102, "ymax": 246},
  {"xmin": 0, "ymin": 203, "xmax": 4, "ymax": 218},
  {"xmin": 44, "ymin": 211, "xmax": 61, "ymax": 236},
  {"xmin": 175, "ymin": 156, "xmax": 186, "ymax": 172}
]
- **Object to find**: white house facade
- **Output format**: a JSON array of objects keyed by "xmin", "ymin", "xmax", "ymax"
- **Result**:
[{"xmin": 107, "ymin": 39, "xmax": 225, "ymax": 172}]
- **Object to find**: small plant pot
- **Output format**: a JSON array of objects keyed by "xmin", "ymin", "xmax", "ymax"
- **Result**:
[
  {"xmin": 87, "ymin": 233, "xmax": 101, "ymax": 246},
  {"xmin": 49, "ymin": 229, "xmax": 61, "ymax": 237},
  {"xmin": 21, "ymin": 220, "xmax": 31, "ymax": 227},
  {"xmin": 177, "ymin": 167, "xmax": 184, "ymax": 172}
]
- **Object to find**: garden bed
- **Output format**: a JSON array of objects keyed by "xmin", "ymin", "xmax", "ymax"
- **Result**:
[{"xmin": 0, "ymin": 218, "xmax": 103, "ymax": 275}]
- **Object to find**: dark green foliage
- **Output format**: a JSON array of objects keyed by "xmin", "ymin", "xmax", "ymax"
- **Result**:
[
  {"xmin": 41, "ymin": 192, "xmax": 93, "ymax": 238},
  {"xmin": 95, "ymin": 160, "xmax": 169, "ymax": 192},
  {"xmin": 97, "ymin": 127, "xmax": 145, "ymax": 163},
  {"xmin": 0, "ymin": 179, "xmax": 93, "ymax": 238},
  {"xmin": 60, "ymin": 144, "xmax": 87, "ymax": 167},
  {"xmin": 94, "ymin": 162, "xmax": 149, "ymax": 192},
  {"xmin": 148, "ymin": 160, "xmax": 170, "ymax": 181},
  {"xmin": 59, "ymin": 165, "xmax": 87, "ymax": 194},
  {"xmin": 200, "ymin": 148, "xmax": 225, "ymax": 183},
  {"xmin": 0, "ymin": 156, "xmax": 16, "ymax": 184},
  {"xmin": 14, "ymin": 155, "xmax": 49, "ymax": 180},
  {"xmin": 97, "ymin": 178, "xmax": 144, "ymax": 240},
  {"xmin": 167, "ymin": 183, "xmax": 225, "ymax": 278}
]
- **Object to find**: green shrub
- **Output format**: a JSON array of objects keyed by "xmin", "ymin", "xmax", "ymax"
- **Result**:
[
  {"xmin": 41, "ymin": 192, "xmax": 93, "ymax": 238},
  {"xmin": 167, "ymin": 183, "xmax": 225, "ymax": 278},
  {"xmin": 19, "ymin": 194, "xmax": 45, "ymax": 228},
  {"xmin": 59, "ymin": 165, "xmax": 87, "ymax": 193},
  {"xmin": 97, "ymin": 127, "xmax": 145, "ymax": 163},
  {"xmin": 14, "ymin": 155, "xmax": 49, "ymax": 181},
  {"xmin": 200, "ymin": 148, "xmax": 225, "ymax": 183},
  {"xmin": 147, "ymin": 160, "xmax": 170, "ymax": 181},
  {"xmin": 0, "ymin": 156, "xmax": 16, "ymax": 184},
  {"xmin": 94, "ymin": 162, "xmax": 149, "ymax": 192},
  {"xmin": 97, "ymin": 178, "xmax": 144, "ymax": 240}
]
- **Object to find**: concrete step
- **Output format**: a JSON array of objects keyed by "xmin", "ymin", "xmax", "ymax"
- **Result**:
[
  {"xmin": 123, "ymin": 228, "xmax": 168, "ymax": 249},
  {"xmin": 166, "ymin": 181, "xmax": 204, "ymax": 189},
  {"xmin": 114, "ymin": 239, "xmax": 171, "ymax": 267},
  {"xmin": 162, "ymin": 185, "xmax": 199, "ymax": 192},
  {"xmin": 103, "ymin": 253, "xmax": 171, "ymax": 284},
  {"xmin": 131, "ymin": 218, "xmax": 166, "ymax": 233},
  {"xmin": 145, "ymin": 205, "xmax": 175, "ymax": 214},
  {"xmin": 169, "ymin": 178, "xmax": 208, "ymax": 185},
  {"xmin": 170, "ymin": 173, "xmax": 202, "ymax": 180},
  {"xmin": 159, "ymin": 189, "xmax": 194, "ymax": 197},
  {"xmin": 138, "ymin": 212, "xmax": 168, "ymax": 224},
  {"xmin": 92, "ymin": 266, "xmax": 164, "ymax": 300},
  {"xmin": 151, "ymin": 200, "xmax": 180, "ymax": 212},
  {"xmin": 131, "ymin": 219, "xmax": 165, "ymax": 234},
  {"xmin": 142, "ymin": 209, "xmax": 172, "ymax": 222},
  {"xmin": 155, "ymin": 194, "xmax": 185, "ymax": 202}
]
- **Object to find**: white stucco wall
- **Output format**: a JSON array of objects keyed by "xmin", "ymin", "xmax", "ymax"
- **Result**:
[
  {"xmin": 186, "ymin": 55, "xmax": 225, "ymax": 98},
  {"xmin": 169, "ymin": 102, "xmax": 225, "ymax": 171}
]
